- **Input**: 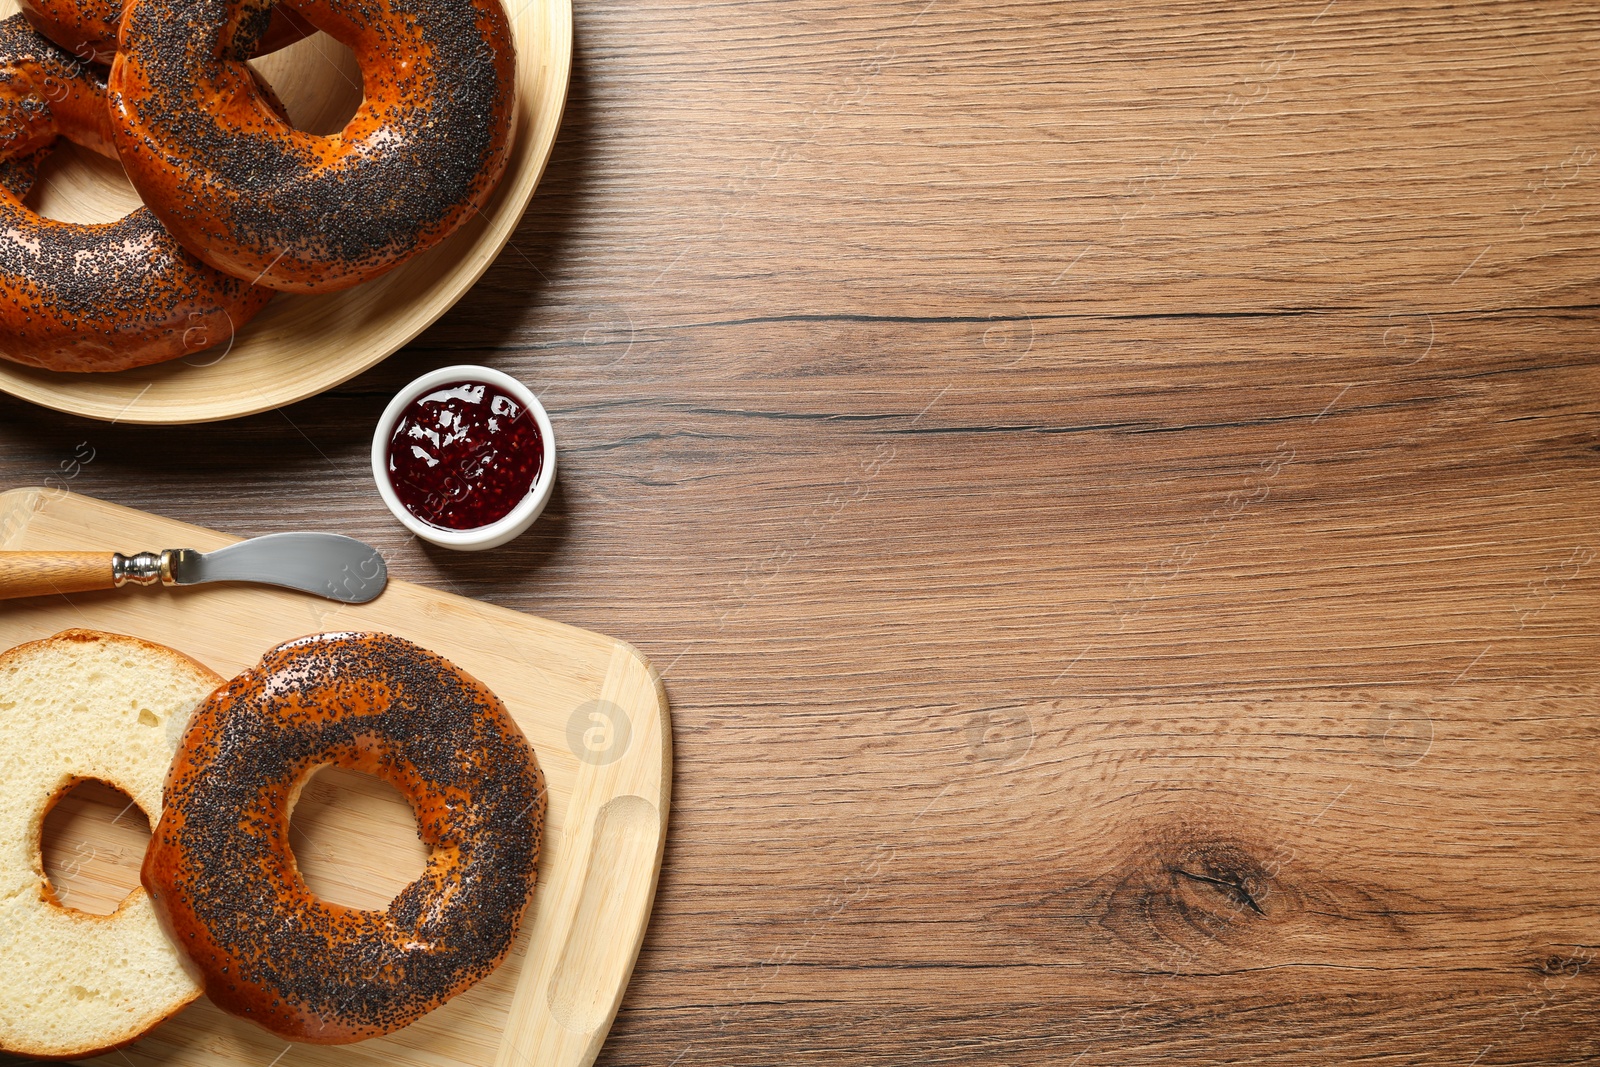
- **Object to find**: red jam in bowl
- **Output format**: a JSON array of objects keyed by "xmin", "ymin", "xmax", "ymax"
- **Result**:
[{"xmin": 386, "ymin": 380, "xmax": 544, "ymax": 531}]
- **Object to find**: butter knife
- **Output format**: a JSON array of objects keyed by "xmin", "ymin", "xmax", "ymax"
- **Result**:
[{"xmin": 0, "ymin": 533, "xmax": 387, "ymax": 603}]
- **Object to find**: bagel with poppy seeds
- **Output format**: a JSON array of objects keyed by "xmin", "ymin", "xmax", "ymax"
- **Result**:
[
  {"xmin": 16, "ymin": 0, "xmax": 313, "ymax": 66},
  {"xmin": 142, "ymin": 631, "xmax": 546, "ymax": 1043},
  {"xmin": 0, "ymin": 15, "xmax": 276, "ymax": 372},
  {"xmin": 0, "ymin": 15, "xmax": 116, "ymax": 158},
  {"xmin": 108, "ymin": 0, "xmax": 517, "ymax": 293}
]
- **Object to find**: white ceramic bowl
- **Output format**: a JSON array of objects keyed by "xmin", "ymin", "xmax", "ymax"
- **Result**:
[{"xmin": 371, "ymin": 365, "xmax": 557, "ymax": 551}]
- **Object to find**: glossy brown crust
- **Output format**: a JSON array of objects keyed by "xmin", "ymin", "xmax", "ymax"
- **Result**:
[
  {"xmin": 142, "ymin": 631, "xmax": 546, "ymax": 1044},
  {"xmin": 17, "ymin": 0, "xmax": 314, "ymax": 66},
  {"xmin": 108, "ymin": 0, "xmax": 517, "ymax": 294},
  {"xmin": 0, "ymin": 17, "xmax": 116, "ymax": 158},
  {"xmin": 0, "ymin": 16, "xmax": 276, "ymax": 373}
]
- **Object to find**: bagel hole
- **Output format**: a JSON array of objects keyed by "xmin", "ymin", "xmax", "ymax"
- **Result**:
[
  {"xmin": 251, "ymin": 32, "xmax": 365, "ymax": 136},
  {"xmin": 288, "ymin": 766, "xmax": 428, "ymax": 910},
  {"xmin": 40, "ymin": 780, "xmax": 152, "ymax": 916},
  {"xmin": 24, "ymin": 141, "xmax": 143, "ymax": 225}
]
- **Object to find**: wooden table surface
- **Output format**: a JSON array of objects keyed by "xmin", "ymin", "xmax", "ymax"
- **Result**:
[{"xmin": 3, "ymin": 0, "xmax": 1599, "ymax": 1062}]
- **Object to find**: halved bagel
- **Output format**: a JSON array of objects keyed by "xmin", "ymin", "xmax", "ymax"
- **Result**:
[{"xmin": 0, "ymin": 629, "xmax": 221, "ymax": 1059}]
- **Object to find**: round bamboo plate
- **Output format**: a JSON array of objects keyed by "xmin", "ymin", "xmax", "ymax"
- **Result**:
[{"xmin": 0, "ymin": 0, "xmax": 571, "ymax": 425}]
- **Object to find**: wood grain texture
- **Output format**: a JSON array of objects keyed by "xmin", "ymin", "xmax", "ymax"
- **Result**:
[
  {"xmin": 0, "ymin": 552, "xmax": 113, "ymax": 598},
  {"xmin": 1, "ymin": 0, "xmax": 1597, "ymax": 1062},
  {"xmin": 41, "ymin": 780, "xmax": 152, "ymax": 917}
]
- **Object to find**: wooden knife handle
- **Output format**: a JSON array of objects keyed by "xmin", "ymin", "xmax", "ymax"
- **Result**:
[{"xmin": 0, "ymin": 552, "xmax": 117, "ymax": 600}]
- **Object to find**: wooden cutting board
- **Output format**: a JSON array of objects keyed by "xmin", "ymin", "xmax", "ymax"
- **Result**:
[{"xmin": 0, "ymin": 487, "xmax": 671, "ymax": 1067}]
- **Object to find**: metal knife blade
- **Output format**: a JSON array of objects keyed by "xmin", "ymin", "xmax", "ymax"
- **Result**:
[{"xmin": 167, "ymin": 533, "xmax": 387, "ymax": 604}]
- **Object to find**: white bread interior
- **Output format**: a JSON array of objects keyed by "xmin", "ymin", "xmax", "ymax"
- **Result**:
[{"xmin": 0, "ymin": 629, "xmax": 220, "ymax": 1059}]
